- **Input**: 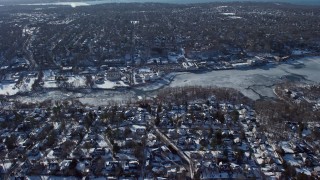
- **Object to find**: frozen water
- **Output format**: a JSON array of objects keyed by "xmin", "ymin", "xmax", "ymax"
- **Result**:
[{"xmin": 11, "ymin": 56, "xmax": 320, "ymax": 105}]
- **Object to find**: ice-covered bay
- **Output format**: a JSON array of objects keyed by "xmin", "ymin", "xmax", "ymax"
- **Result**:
[{"xmin": 168, "ymin": 57, "xmax": 320, "ymax": 100}]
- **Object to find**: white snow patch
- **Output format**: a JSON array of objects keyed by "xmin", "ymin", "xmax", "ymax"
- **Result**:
[
  {"xmin": 284, "ymin": 154, "xmax": 302, "ymax": 167},
  {"xmin": 0, "ymin": 161, "xmax": 12, "ymax": 172},
  {"xmin": 0, "ymin": 83, "xmax": 19, "ymax": 95},
  {"xmin": 221, "ymin": 13, "xmax": 236, "ymax": 16},
  {"xmin": 296, "ymin": 168, "xmax": 312, "ymax": 176}
]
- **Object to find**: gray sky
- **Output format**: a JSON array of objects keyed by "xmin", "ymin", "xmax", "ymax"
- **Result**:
[{"xmin": 0, "ymin": 0, "xmax": 319, "ymax": 6}]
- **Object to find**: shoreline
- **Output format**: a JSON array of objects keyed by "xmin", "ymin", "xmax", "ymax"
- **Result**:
[{"xmin": 2, "ymin": 55, "xmax": 320, "ymax": 105}]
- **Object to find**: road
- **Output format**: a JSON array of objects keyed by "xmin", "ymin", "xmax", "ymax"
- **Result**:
[{"xmin": 153, "ymin": 126, "xmax": 195, "ymax": 179}]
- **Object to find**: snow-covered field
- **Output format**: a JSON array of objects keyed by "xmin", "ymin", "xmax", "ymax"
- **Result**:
[
  {"xmin": 0, "ymin": 83, "xmax": 19, "ymax": 96},
  {"xmin": 15, "ymin": 89, "xmax": 136, "ymax": 106},
  {"xmin": 0, "ymin": 77, "xmax": 36, "ymax": 96},
  {"xmin": 26, "ymin": 176, "xmax": 79, "ymax": 180},
  {"xmin": 95, "ymin": 80, "xmax": 128, "ymax": 89}
]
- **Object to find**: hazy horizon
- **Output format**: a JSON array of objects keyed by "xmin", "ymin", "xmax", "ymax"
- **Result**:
[{"xmin": 1, "ymin": 0, "xmax": 320, "ymax": 6}]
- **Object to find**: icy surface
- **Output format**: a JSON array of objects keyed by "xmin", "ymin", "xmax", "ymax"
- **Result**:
[{"xmin": 169, "ymin": 57, "xmax": 320, "ymax": 100}]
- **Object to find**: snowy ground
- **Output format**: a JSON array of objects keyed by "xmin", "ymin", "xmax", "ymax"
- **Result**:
[
  {"xmin": 43, "ymin": 70, "xmax": 57, "ymax": 88},
  {"xmin": 0, "ymin": 83, "xmax": 19, "ymax": 95},
  {"xmin": 26, "ymin": 176, "xmax": 80, "ymax": 180},
  {"xmin": 135, "ymin": 73, "xmax": 176, "ymax": 92},
  {"xmin": 0, "ymin": 77, "xmax": 36, "ymax": 96},
  {"xmin": 15, "ymin": 89, "xmax": 136, "ymax": 106},
  {"xmin": 0, "ymin": 161, "xmax": 12, "ymax": 173},
  {"xmin": 67, "ymin": 76, "xmax": 87, "ymax": 88},
  {"xmin": 43, "ymin": 70, "xmax": 87, "ymax": 88},
  {"xmin": 94, "ymin": 80, "xmax": 128, "ymax": 89}
]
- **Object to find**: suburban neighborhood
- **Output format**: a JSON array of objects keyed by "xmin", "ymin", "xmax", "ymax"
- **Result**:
[
  {"xmin": 0, "ymin": 1, "xmax": 320, "ymax": 179},
  {"xmin": 0, "ymin": 86, "xmax": 319, "ymax": 179}
]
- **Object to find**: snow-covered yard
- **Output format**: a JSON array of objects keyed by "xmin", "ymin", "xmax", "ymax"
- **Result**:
[
  {"xmin": 95, "ymin": 80, "xmax": 128, "ymax": 89},
  {"xmin": 0, "ymin": 83, "xmax": 19, "ymax": 95},
  {"xmin": 0, "ymin": 161, "xmax": 12, "ymax": 173},
  {"xmin": 0, "ymin": 77, "xmax": 36, "ymax": 95}
]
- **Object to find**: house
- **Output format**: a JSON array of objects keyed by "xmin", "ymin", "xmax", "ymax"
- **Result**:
[
  {"xmin": 167, "ymin": 167, "xmax": 177, "ymax": 177},
  {"xmin": 53, "ymin": 147, "xmax": 63, "ymax": 157},
  {"xmin": 0, "ymin": 73, "xmax": 16, "ymax": 84},
  {"xmin": 11, "ymin": 57, "xmax": 29, "ymax": 69},
  {"xmin": 59, "ymin": 160, "xmax": 72, "ymax": 174},
  {"xmin": 136, "ymin": 128, "xmax": 146, "ymax": 135},
  {"xmin": 48, "ymin": 162, "xmax": 59, "ymax": 171},
  {"xmin": 72, "ymin": 148, "xmax": 84, "ymax": 158},
  {"xmin": 0, "ymin": 165, "xmax": 5, "ymax": 175},
  {"xmin": 28, "ymin": 148, "xmax": 40, "ymax": 157},
  {"xmin": 314, "ymin": 166, "xmax": 320, "ymax": 177},
  {"xmin": 95, "ymin": 77, "xmax": 104, "ymax": 84},
  {"xmin": 106, "ymin": 68, "xmax": 121, "ymax": 81},
  {"xmin": 92, "ymin": 148, "xmax": 106, "ymax": 157}
]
